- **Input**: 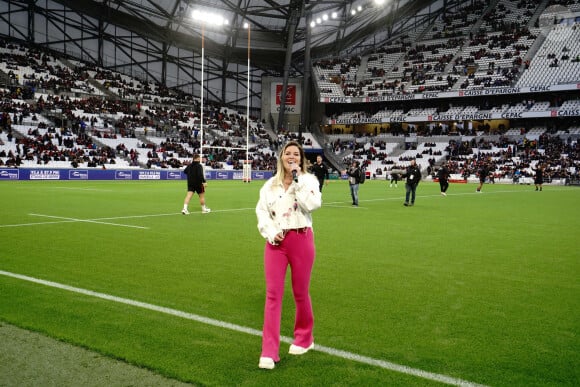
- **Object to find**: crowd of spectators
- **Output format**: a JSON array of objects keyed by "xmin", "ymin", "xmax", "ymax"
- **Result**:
[
  {"xmin": 442, "ymin": 133, "xmax": 579, "ymax": 182},
  {"xmin": 0, "ymin": 40, "xmax": 276, "ymax": 170},
  {"xmin": 1, "ymin": 1, "xmax": 579, "ymax": 181},
  {"xmin": 313, "ymin": 0, "xmax": 567, "ymax": 97}
]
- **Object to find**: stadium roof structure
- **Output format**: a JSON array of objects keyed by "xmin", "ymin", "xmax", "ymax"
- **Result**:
[
  {"xmin": 0, "ymin": 0, "xmax": 454, "ymax": 121},
  {"xmin": 49, "ymin": 0, "xmax": 443, "ymax": 73}
]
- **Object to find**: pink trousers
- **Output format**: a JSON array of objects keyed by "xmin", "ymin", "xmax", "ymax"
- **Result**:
[{"xmin": 261, "ymin": 228, "xmax": 315, "ymax": 361}]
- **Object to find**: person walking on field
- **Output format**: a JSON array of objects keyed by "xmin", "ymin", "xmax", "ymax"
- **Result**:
[
  {"xmin": 310, "ymin": 154, "xmax": 329, "ymax": 192},
  {"xmin": 532, "ymin": 164, "xmax": 544, "ymax": 191},
  {"xmin": 256, "ymin": 141, "xmax": 322, "ymax": 370},
  {"xmin": 345, "ymin": 160, "xmax": 363, "ymax": 206},
  {"xmin": 389, "ymin": 171, "xmax": 399, "ymax": 187},
  {"xmin": 476, "ymin": 162, "xmax": 489, "ymax": 193},
  {"xmin": 402, "ymin": 159, "xmax": 421, "ymax": 206},
  {"xmin": 437, "ymin": 162, "xmax": 450, "ymax": 196},
  {"xmin": 182, "ymin": 154, "xmax": 211, "ymax": 214}
]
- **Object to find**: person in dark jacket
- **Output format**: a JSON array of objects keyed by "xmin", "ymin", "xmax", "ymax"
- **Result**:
[
  {"xmin": 476, "ymin": 163, "xmax": 489, "ymax": 193},
  {"xmin": 437, "ymin": 162, "xmax": 450, "ymax": 196},
  {"xmin": 533, "ymin": 164, "xmax": 544, "ymax": 191},
  {"xmin": 345, "ymin": 160, "xmax": 363, "ymax": 206},
  {"xmin": 389, "ymin": 171, "xmax": 399, "ymax": 188},
  {"xmin": 310, "ymin": 155, "xmax": 329, "ymax": 192},
  {"xmin": 182, "ymin": 154, "xmax": 211, "ymax": 214},
  {"xmin": 402, "ymin": 159, "xmax": 421, "ymax": 206}
]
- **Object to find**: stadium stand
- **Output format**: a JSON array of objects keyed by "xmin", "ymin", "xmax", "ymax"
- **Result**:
[{"xmin": 0, "ymin": 0, "xmax": 579, "ymax": 184}]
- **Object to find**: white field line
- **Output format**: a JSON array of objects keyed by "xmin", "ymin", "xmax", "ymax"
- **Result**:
[
  {"xmin": 0, "ymin": 209, "xmax": 257, "ymax": 229},
  {"xmin": 28, "ymin": 214, "xmax": 149, "ymax": 230},
  {"xmin": 324, "ymin": 187, "xmax": 553, "ymax": 205},
  {"xmin": 0, "ymin": 270, "xmax": 487, "ymax": 387},
  {"xmin": 1, "ymin": 188, "xmax": 553, "ymax": 229},
  {"xmin": 0, "ymin": 219, "xmax": 81, "ymax": 228}
]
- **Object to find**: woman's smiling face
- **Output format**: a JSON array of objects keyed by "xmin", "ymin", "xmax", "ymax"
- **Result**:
[{"xmin": 282, "ymin": 145, "xmax": 301, "ymax": 172}]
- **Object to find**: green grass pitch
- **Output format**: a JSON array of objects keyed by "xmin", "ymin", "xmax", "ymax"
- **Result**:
[{"xmin": 0, "ymin": 179, "xmax": 578, "ymax": 386}]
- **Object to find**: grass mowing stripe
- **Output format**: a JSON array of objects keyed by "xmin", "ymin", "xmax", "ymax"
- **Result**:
[{"xmin": 0, "ymin": 269, "xmax": 488, "ymax": 387}]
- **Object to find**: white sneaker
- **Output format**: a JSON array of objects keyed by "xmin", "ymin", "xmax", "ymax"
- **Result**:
[
  {"xmin": 202, "ymin": 208, "xmax": 211, "ymax": 214},
  {"xmin": 258, "ymin": 357, "xmax": 275, "ymax": 369},
  {"xmin": 181, "ymin": 209, "xmax": 189, "ymax": 215},
  {"xmin": 288, "ymin": 342, "xmax": 314, "ymax": 355},
  {"xmin": 441, "ymin": 192, "xmax": 446, "ymax": 196}
]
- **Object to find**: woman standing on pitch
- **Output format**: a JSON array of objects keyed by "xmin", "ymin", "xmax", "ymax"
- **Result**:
[{"xmin": 255, "ymin": 140, "xmax": 322, "ymax": 370}]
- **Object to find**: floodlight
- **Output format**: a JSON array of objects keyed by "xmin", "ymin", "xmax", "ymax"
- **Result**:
[
  {"xmin": 191, "ymin": 9, "xmax": 229, "ymax": 27},
  {"xmin": 310, "ymin": 21, "xmax": 316, "ymax": 28},
  {"xmin": 191, "ymin": 9, "xmax": 202, "ymax": 20},
  {"xmin": 322, "ymin": 14, "xmax": 328, "ymax": 21},
  {"xmin": 332, "ymin": 12, "xmax": 338, "ymax": 19},
  {"xmin": 316, "ymin": 17, "xmax": 322, "ymax": 24}
]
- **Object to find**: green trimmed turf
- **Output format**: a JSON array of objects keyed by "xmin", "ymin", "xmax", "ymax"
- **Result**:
[{"xmin": 0, "ymin": 179, "xmax": 578, "ymax": 386}]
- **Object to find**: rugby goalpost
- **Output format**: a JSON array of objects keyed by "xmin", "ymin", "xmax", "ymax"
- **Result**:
[{"xmin": 198, "ymin": 22, "xmax": 252, "ymax": 183}]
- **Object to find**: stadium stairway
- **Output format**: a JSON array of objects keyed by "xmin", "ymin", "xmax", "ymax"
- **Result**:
[
  {"xmin": 514, "ymin": 0, "xmax": 551, "ymax": 85},
  {"xmin": 355, "ymin": 56, "xmax": 368, "ymax": 83},
  {"xmin": 57, "ymin": 55, "xmax": 117, "ymax": 99},
  {"xmin": 528, "ymin": 0, "xmax": 551, "ymax": 28},
  {"xmin": 0, "ymin": 67, "xmax": 13, "ymax": 88}
]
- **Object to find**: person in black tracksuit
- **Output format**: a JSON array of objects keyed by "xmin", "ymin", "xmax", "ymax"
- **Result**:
[
  {"xmin": 182, "ymin": 154, "xmax": 211, "ymax": 214},
  {"xmin": 402, "ymin": 159, "xmax": 421, "ymax": 206},
  {"xmin": 437, "ymin": 162, "xmax": 450, "ymax": 196},
  {"xmin": 476, "ymin": 163, "xmax": 489, "ymax": 192},
  {"xmin": 532, "ymin": 164, "xmax": 544, "ymax": 191},
  {"xmin": 310, "ymin": 155, "xmax": 329, "ymax": 192},
  {"xmin": 389, "ymin": 171, "xmax": 399, "ymax": 187}
]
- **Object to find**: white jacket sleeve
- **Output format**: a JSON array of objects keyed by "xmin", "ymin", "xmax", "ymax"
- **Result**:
[
  {"xmin": 256, "ymin": 180, "xmax": 281, "ymax": 244},
  {"xmin": 293, "ymin": 173, "xmax": 322, "ymax": 213}
]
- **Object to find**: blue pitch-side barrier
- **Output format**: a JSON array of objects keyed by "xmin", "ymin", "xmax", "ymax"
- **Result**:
[{"xmin": 0, "ymin": 168, "xmax": 274, "ymax": 181}]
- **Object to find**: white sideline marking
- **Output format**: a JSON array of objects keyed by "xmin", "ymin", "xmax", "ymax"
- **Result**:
[
  {"xmin": 325, "ymin": 187, "xmax": 556, "ymax": 206},
  {"xmin": 29, "ymin": 214, "xmax": 148, "ymax": 230},
  {"xmin": 0, "ymin": 270, "xmax": 487, "ymax": 386},
  {"xmin": 0, "ymin": 220, "xmax": 81, "ymax": 228},
  {"xmin": 0, "ymin": 209, "xmax": 257, "ymax": 229}
]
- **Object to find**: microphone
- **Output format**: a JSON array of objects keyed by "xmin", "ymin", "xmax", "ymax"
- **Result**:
[{"xmin": 290, "ymin": 161, "xmax": 298, "ymax": 183}]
